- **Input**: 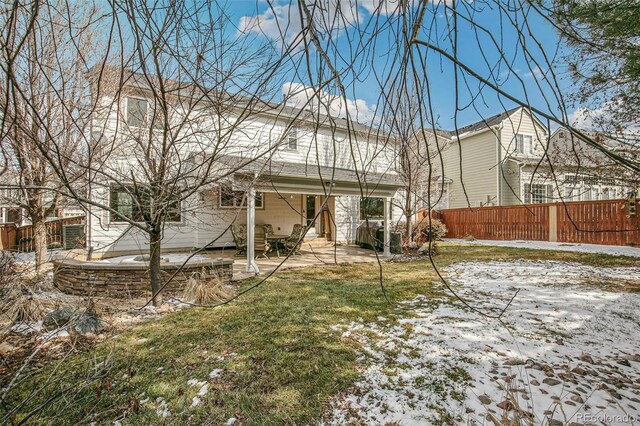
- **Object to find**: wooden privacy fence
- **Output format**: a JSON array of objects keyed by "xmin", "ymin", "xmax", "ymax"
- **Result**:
[
  {"xmin": 0, "ymin": 216, "xmax": 85, "ymax": 252},
  {"xmin": 436, "ymin": 199, "xmax": 640, "ymax": 247}
]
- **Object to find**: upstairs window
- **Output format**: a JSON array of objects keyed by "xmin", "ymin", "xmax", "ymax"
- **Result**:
[
  {"xmin": 126, "ymin": 97, "xmax": 163, "ymax": 129},
  {"xmin": 515, "ymin": 134, "xmax": 533, "ymax": 155},
  {"xmin": 127, "ymin": 98, "xmax": 148, "ymax": 127},
  {"xmin": 287, "ymin": 128, "xmax": 298, "ymax": 150}
]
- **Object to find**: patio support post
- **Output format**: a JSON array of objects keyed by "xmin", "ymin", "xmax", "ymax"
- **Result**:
[
  {"xmin": 383, "ymin": 196, "xmax": 391, "ymax": 258},
  {"xmin": 246, "ymin": 186, "xmax": 260, "ymax": 274}
]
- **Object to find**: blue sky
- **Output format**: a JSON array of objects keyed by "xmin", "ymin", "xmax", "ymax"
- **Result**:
[{"xmin": 219, "ymin": 1, "xmax": 575, "ymax": 130}]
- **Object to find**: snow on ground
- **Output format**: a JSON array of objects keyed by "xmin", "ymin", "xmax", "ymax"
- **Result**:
[
  {"xmin": 326, "ymin": 260, "xmax": 640, "ymax": 425},
  {"xmin": 445, "ymin": 238, "xmax": 640, "ymax": 258}
]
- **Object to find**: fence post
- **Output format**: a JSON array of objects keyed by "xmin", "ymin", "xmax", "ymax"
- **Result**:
[{"xmin": 548, "ymin": 205, "xmax": 558, "ymax": 242}]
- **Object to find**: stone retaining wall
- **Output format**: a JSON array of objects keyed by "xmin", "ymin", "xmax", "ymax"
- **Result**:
[{"xmin": 53, "ymin": 257, "xmax": 234, "ymax": 297}]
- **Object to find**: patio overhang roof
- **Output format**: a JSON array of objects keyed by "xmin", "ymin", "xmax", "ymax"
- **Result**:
[{"xmin": 222, "ymin": 156, "xmax": 403, "ymax": 197}]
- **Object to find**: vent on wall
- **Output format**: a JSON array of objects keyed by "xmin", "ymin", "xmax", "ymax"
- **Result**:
[{"xmin": 63, "ymin": 224, "xmax": 86, "ymax": 250}]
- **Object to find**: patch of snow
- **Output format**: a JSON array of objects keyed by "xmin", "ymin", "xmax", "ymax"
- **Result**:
[
  {"xmin": 39, "ymin": 328, "xmax": 70, "ymax": 342},
  {"xmin": 209, "ymin": 369, "xmax": 223, "ymax": 379},
  {"xmin": 191, "ymin": 396, "xmax": 201, "ymax": 407},
  {"xmin": 326, "ymin": 260, "xmax": 640, "ymax": 425},
  {"xmin": 11, "ymin": 321, "xmax": 43, "ymax": 335},
  {"xmin": 445, "ymin": 238, "xmax": 640, "ymax": 258},
  {"xmin": 188, "ymin": 379, "xmax": 209, "ymax": 398},
  {"xmin": 197, "ymin": 384, "xmax": 209, "ymax": 397},
  {"xmin": 155, "ymin": 397, "xmax": 171, "ymax": 418}
]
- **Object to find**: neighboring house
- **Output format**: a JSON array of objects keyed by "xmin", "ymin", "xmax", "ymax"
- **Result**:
[
  {"xmin": 430, "ymin": 107, "xmax": 636, "ymax": 209},
  {"xmin": 87, "ymin": 70, "xmax": 404, "ymax": 264},
  {"xmin": 545, "ymin": 127, "xmax": 638, "ymax": 202},
  {"xmin": 0, "ymin": 186, "xmax": 84, "ymax": 226},
  {"xmin": 0, "ymin": 189, "xmax": 23, "ymax": 224},
  {"xmin": 430, "ymin": 106, "xmax": 549, "ymax": 208}
]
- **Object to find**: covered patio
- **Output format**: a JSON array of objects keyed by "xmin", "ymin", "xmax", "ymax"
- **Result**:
[{"xmin": 220, "ymin": 157, "xmax": 403, "ymax": 275}]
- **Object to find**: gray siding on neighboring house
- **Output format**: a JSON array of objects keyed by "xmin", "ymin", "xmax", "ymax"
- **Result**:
[
  {"xmin": 441, "ymin": 130, "xmax": 499, "ymax": 208},
  {"xmin": 499, "ymin": 159, "xmax": 522, "ymax": 205}
]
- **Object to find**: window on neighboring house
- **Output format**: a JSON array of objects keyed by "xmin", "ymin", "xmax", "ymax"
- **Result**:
[
  {"xmin": 524, "ymin": 183, "xmax": 552, "ymax": 204},
  {"xmin": 109, "ymin": 184, "xmax": 181, "ymax": 223},
  {"xmin": 359, "ymin": 197, "xmax": 386, "ymax": 220},
  {"xmin": 564, "ymin": 185, "xmax": 576, "ymax": 201},
  {"xmin": 219, "ymin": 186, "xmax": 264, "ymax": 209},
  {"xmin": 515, "ymin": 134, "xmax": 533, "ymax": 155},
  {"xmin": 287, "ymin": 127, "xmax": 298, "ymax": 150}
]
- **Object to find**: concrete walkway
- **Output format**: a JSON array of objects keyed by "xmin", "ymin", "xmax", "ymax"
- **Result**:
[
  {"xmin": 205, "ymin": 244, "xmax": 384, "ymax": 280},
  {"xmin": 445, "ymin": 238, "xmax": 640, "ymax": 258}
]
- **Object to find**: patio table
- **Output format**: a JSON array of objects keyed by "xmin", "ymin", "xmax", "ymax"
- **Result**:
[{"xmin": 265, "ymin": 234, "xmax": 289, "ymax": 257}]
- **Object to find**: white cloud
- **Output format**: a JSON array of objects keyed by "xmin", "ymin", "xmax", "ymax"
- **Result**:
[
  {"xmin": 238, "ymin": 4, "xmax": 302, "ymax": 44},
  {"xmin": 238, "ymin": 1, "xmax": 364, "ymax": 45},
  {"xmin": 358, "ymin": 0, "xmax": 401, "ymax": 15},
  {"xmin": 524, "ymin": 65, "xmax": 546, "ymax": 80},
  {"xmin": 282, "ymin": 82, "xmax": 377, "ymax": 124}
]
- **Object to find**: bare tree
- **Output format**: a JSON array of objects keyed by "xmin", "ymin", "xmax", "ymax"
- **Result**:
[
  {"xmin": 80, "ymin": 0, "xmax": 284, "ymax": 306},
  {"xmin": 0, "ymin": 0, "xmax": 98, "ymax": 273}
]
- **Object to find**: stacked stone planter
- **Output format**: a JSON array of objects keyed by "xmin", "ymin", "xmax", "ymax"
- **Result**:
[{"xmin": 53, "ymin": 256, "xmax": 234, "ymax": 297}]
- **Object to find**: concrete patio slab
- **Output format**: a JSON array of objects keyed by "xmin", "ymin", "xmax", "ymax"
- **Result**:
[{"xmin": 204, "ymin": 244, "xmax": 385, "ymax": 280}]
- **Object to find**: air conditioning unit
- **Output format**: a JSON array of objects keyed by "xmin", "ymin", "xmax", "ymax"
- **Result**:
[{"xmin": 63, "ymin": 224, "xmax": 85, "ymax": 250}]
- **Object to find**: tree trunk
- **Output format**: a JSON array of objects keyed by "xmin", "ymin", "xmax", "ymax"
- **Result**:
[
  {"xmin": 149, "ymin": 229, "xmax": 163, "ymax": 307},
  {"xmin": 405, "ymin": 191, "xmax": 413, "ymax": 244},
  {"xmin": 32, "ymin": 216, "xmax": 48, "ymax": 274}
]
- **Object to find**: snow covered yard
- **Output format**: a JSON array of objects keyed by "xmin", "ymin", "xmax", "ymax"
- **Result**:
[{"xmin": 327, "ymin": 260, "xmax": 640, "ymax": 425}]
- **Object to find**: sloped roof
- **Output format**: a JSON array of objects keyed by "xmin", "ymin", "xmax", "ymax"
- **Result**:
[
  {"xmin": 420, "ymin": 107, "xmax": 522, "ymax": 140},
  {"xmin": 451, "ymin": 106, "xmax": 521, "ymax": 135}
]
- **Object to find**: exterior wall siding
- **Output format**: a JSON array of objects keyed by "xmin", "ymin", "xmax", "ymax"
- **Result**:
[
  {"xmin": 89, "ymin": 92, "xmax": 400, "ymax": 256},
  {"xmin": 441, "ymin": 130, "xmax": 499, "ymax": 209}
]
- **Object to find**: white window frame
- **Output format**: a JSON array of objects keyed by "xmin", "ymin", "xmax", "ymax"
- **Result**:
[
  {"xmin": 515, "ymin": 134, "xmax": 533, "ymax": 155},
  {"xmin": 126, "ymin": 97, "xmax": 148, "ymax": 128},
  {"xmin": 524, "ymin": 183, "xmax": 552, "ymax": 204},
  {"xmin": 126, "ymin": 97, "xmax": 163, "ymax": 129},
  {"xmin": 286, "ymin": 127, "xmax": 298, "ymax": 151}
]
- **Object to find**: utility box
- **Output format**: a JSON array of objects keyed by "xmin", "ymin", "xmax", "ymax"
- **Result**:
[{"xmin": 63, "ymin": 224, "xmax": 85, "ymax": 250}]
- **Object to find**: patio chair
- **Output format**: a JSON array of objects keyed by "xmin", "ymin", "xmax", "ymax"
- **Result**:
[
  {"xmin": 254, "ymin": 225, "xmax": 271, "ymax": 259},
  {"xmin": 262, "ymin": 224, "xmax": 274, "ymax": 237},
  {"xmin": 231, "ymin": 224, "xmax": 247, "ymax": 256},
  {"xmin": 282, "ymin": 223, "xmax": 305, "ymax": 255}
]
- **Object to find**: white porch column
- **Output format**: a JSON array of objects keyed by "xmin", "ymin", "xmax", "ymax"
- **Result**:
[
  {"xmin": 245, "ymin": 186, "xmax": 260, "ymax": 274},
  {"xmin": 383, "ymin": 196, "xmax": 391, "ymax": 258}
]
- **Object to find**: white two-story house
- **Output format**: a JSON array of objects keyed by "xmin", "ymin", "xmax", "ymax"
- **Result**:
[{"xmin": 86, "ymin": 69, "xmax": 403, "ymax": 267}]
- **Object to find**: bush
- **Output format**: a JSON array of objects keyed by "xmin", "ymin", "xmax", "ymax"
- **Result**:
[
  {"xmin": 182, "ymin": 272, "xmax": 235, "ymax": 305},
  {"xmin": 413, "ymin": 218, "xmax": 447, "ymax": 245}
]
